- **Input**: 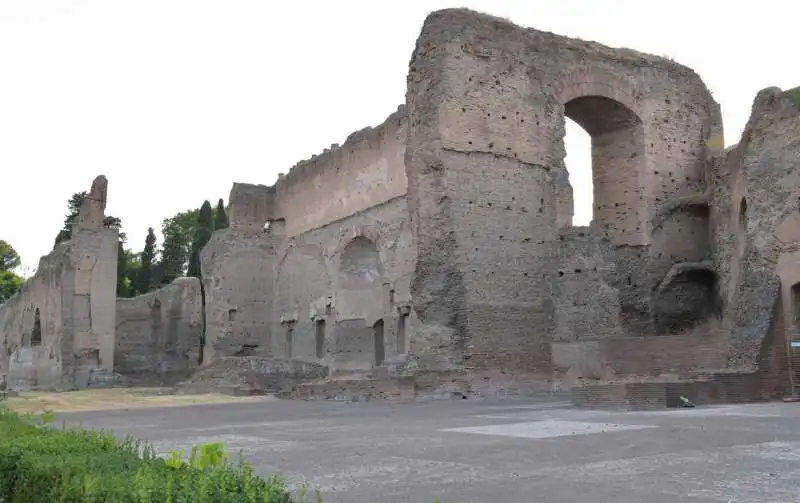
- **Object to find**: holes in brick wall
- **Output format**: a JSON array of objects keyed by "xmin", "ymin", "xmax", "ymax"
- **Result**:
[{"xmin": 228, "ymin": 309, "xmax": 237, "ymax": 322}]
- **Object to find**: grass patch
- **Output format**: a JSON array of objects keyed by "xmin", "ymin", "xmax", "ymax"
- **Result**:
[
  {"xmin": 0, "ymin": 406, "xmax": 294, "ymax": 502},
  {"xmin": 5, "ymin": 387, "xmax": 266, "ymax": 414}
]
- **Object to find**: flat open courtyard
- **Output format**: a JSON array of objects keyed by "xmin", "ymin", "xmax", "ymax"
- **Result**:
[{"xmin": 58, "ymin": 395, "xmax": 800, "ymax": 502}]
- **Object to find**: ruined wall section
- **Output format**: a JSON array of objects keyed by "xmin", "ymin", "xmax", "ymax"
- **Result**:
[
  {"xmin": 0, "ymin": 246, "xmax": 68, "ymax": 389},
  {"xmin": 712, "ymin": 87, "xmax": 800, "ymax": 377},
  {"xmin": 406, "ymin": 9, "xmax": 720, "ymax": 374},
  {"xmin": 0, "ymin": 176, "xmax": 118, "ymax": 390},
  {"xmin": 273, "ymin": 106, "xmax": 407, "ymax": 237},
  {"xmin": 115, "ymin": 278, "xmax": 202, "ymax": 385},
  {"xmin": 272, "ymin": 197, "xmax": 417, "ymax": 374}
]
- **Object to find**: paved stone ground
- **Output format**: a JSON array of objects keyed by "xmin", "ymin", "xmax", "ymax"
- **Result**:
[{"xmin": 58, "ymin": 396, "xmax": 800, "ymax": 502}]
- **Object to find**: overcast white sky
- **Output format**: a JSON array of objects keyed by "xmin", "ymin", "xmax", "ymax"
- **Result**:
[{"xmin": 1, "ymin": 1, "xmax": 796, "ymax": 275}]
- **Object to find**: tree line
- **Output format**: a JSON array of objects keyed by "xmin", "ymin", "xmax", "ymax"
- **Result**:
[{"xmin": 0, "ymin": 193, "xmax": 230, "ymax": 303}]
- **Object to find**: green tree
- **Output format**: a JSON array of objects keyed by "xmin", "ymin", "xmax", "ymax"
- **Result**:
[
  {"xmin": 136, "ymin": 228, "xmax": 157, "ymax": 294},
  {"xmin": 0, "ymin": 240, "xmax": 21, "ymax": 271},
  {"xmin": 187, "ymin": 201, "xmax": 214, "ymax": 278},
  {"xmin": 158, "ymin": 209, "xmax": 199, "ymax": 280},
  {"xmin": 213, "ymin": 198, "xmax": 229, "ymax": 230},
  {"xmin": 116, "ymin": 234, "xmax": 140, "ymax": 298},
  {"xmin": 0, "ymin": 270, "xmax": 23, "ymax": 303}
]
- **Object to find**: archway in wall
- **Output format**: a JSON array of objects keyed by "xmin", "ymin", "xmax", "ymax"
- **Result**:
[
  {"xmin": 790, "ymin": 283, "xmax": 800, "ymax": 395},
  {"xmin": 562, "ymin": 95, "xmax": 645, "ymax": 243},
  {"xmin": 563, "ymin": 117, "xmax": 592, "ymax": 226}
]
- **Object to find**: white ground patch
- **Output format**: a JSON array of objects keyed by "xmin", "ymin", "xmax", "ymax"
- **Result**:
[
  {"xmin": 632, "ymin": 404, "xmax": 789, "ymax": 418},
  {"xmin": 440, "ymin": 420, "xmax": 659, "ymax": 439}
]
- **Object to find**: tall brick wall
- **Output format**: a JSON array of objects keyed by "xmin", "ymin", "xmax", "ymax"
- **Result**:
[
  {"xmin": 0, "ymin": 176, "xmax": 118, "ymax": 391},
  {"xmin": 405, "ymin": 9, "xmax": 721, "ymax": 375}
]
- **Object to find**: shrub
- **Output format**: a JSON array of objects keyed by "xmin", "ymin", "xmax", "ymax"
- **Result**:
[{"xmin": 0, "ymin": 408, "xmax": 293, "ymax": 502}]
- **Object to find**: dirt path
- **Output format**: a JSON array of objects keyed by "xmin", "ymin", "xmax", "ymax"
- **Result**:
[{"xmin": 3, "ymin": 388, "xmax": 267, "ymax": 414}]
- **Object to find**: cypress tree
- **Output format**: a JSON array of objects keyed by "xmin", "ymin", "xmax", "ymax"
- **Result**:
[
  {"xmin": 213, "ymin": 198, "xmax": 229, "ymax": 230},
  {"xmin": 187, "ymin": 201, "xmax": 213, "ymax": 278},
  {"xmin": 136, "ymin": 228, "xmax": 157, "ymax": 294}
]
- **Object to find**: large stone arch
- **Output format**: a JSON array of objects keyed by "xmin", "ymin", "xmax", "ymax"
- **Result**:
[
  {"xmin": 551, "ymin": 69, "xmax": 648, "ymax": 246},
  {"xmin": 405, "ymin": 8, "xmax": 721, "ymax": 372}
]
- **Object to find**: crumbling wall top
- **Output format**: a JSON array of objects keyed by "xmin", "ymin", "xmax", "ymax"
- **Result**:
[
  {"xmin": 228, "ymin": 182, "xmax": 275, "ymax": 232},
  {"xmin": 277, "ymin": 104, "xmax": 405, "ymax": 190},
  {"xmin": 75, "ymin": 175, "xmax": 108, "ymax": 230}
]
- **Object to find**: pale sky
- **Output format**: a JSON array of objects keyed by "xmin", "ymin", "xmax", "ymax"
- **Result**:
[{"xmin": 1, "ymin": 1, "xmax": 796, "ymax": 275}]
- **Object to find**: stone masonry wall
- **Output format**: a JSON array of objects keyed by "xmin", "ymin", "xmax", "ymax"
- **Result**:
[
  {"xmin": 115, "ymin": 277, "xmax": 202, "ymax": 386},
  {"xmin": 0, "ymin": 176, "xmax": 118, "ymax": 391},
  {"xmin": 201, "ymin": 107, "xmax": 414, "ymax": 376},
  {"xmin": 274, "ymin": 106, "xmax": 407, "ymax": 238},
  {"xmin": 405, "ymin": 9, "xmax": 721, "ymax": 375},
  {"xmin": 713, "ymin": 87, "xmax": 800, "ymax": 380},
  {"xmin": 272, "ymin": 196, "xmax": 418, "ymax": 374}
]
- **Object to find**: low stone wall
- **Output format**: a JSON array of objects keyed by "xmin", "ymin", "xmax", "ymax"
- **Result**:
[
  {"xmin": 175, "ymin": 356, "xmax": 329, "ymax": 395},
  {"xmin": 115, "ymin": 278, "xmax": 202, "ymax": 386}
]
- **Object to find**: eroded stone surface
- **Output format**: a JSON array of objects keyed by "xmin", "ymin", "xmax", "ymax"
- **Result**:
[
  {"xmin": 4, "ymin": 10, "xmax": 799, "ymax": 403},
  {"xmin": 115, "ymin": 278, "xmax": 202, "ymax": 386},
  {"xmin": 0, "ymin": 176, "xmax": 118, "ymax": 391}
]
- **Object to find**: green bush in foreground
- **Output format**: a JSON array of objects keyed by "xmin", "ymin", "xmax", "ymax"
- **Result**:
[{"xmin": 0, "ymin": 408, "xmax": 293, "ymax": 502}]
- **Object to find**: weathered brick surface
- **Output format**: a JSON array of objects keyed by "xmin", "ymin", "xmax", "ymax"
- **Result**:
[
  {"xmin": 5, "ymin": 10, "xmax": 790, "ymax": 406},
  {"xmin": 0, "ymin": 176, "xmax": 118, "ymax": 391},
  {"xmin": 184, "ymin": 10, "xmax": 800, "ymax": 405},
  {"xmin": 115, "ymin": 278, "xmax": 202, "ymax": 386}
]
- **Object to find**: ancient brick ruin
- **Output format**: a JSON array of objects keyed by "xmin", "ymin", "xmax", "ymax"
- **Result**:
[
  {"xmin": 2, "ymin": 9, "xmax": 800, "ymax": 407},
  {"xmin": 0, "ymin": 176, "xmax": 118, "ymax": 390}
]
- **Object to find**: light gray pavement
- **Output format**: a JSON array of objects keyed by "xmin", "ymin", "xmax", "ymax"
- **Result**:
[{"xmin": 58, "ymin": 396, "xmax": 800, "ymax": 502}]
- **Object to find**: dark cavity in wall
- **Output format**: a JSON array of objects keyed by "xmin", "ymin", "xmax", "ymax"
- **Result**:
[
  {"xmin": 654, "ymin": 269, "xmax": 721, "ymax": 335},
  {"xmin": 31, "ymin": 308, "xmax": 42, "ymax": 346},
  {"xmin": 315, "ymin": 319, "xmax": 325, "ymax": 359},
  {"xmin": 396, "ymin": 312, "xmax": 408, "ymax": 353},
  {"xmin": 373, "ymin": 319, "xmax": 385, "ymax": 366},
  {"xmin": 198, "ymin": 279, "xmax": 207, "ymax": 366},
  {"xmin": 234, "ymin": 344, "xmax": 259, "ymax": 357}
]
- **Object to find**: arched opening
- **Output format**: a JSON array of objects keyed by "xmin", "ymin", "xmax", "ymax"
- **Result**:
[
  {"xmin": 315, "ymin": 319, "xmax": 326, "ymax": 359},
  {"xmin": 284, "ymin": 322, "xmax": 294, "ymax": 359},
  {"xmin": 396, "ymin": 311, "xmax": 408, "ymax": 354},
  {"xmin": 790, "ymin": 283, "xmax": 800, "ymax": 395},
  {"xmin": 739, "ymin": 197, "xmax": 748, "ymax": 233},
  {"xmin": 339, "ymin": 236, "xmax": 382, "ymax": 290},
  {"xmin": 560, "ymin": 95, "xmax": 645, "ymax": 243},
  {"xmin": 563, "ymin": 117, "xmax": 592, "ymax": 226},
  {"xmin": 150, "ymin": 298, "xmax": 163, "ymax": 345},
  {"xmin": 373, "ymin": 318, "xmax": 385, "ymax": 366},
  {"xmin": 31, "ymin": 308, "xmax": 42, "ymax": 346}
]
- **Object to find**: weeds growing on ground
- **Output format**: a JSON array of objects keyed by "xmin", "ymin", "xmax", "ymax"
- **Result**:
[{"xmin": 0, "ymin": 406, "xmax": 294, "ymax": 502}]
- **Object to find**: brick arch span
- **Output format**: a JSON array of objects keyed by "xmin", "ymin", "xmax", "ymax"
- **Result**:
[{"xmin": 550, "ymin": 68, "xmax": 648, "ymax": 246}]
